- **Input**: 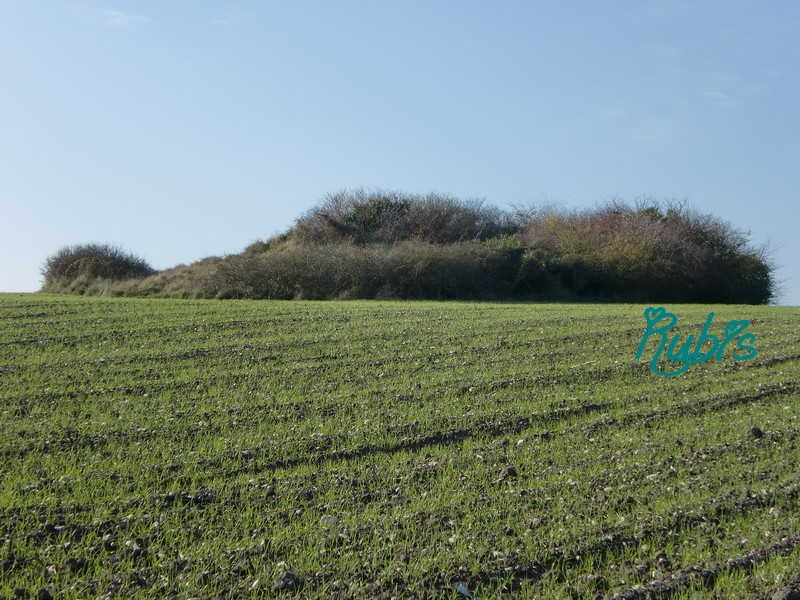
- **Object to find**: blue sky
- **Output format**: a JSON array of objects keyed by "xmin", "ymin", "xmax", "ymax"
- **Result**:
[{"xmin": 2, "ymin": 1, "xmax": 798, "ymax": 304}]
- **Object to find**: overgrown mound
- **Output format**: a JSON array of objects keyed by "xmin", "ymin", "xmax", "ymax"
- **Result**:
[
  {"xmin": 40, "ymin": 191, "xmax": 776, "ymax": 303},
  {"xmin": 41, "ymin": 243, "xmax": 156, "ymax": 293}
]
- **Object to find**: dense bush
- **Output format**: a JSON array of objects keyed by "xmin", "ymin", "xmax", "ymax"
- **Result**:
[
  {"xmin": 515, "ymin": 200, "xmax": 776, "ymax": 303},
  {"xmin": 291, "ymin": 188, "xmax": 516, "ymax": 245},
  {"xmin": 210, "ymin": 241, "xmax": 523, "ymax": 300},
  {"xmin": 41, "ymin": 243, "xmax": 155, "ymax": 292}
]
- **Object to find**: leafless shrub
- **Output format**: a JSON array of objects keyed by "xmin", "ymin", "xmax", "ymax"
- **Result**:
[{"xmin": 41, "ymin": 243, "xmax": 155, "ymax": 293}]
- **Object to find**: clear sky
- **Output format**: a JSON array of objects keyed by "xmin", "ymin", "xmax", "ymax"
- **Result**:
[{"xmin": 2, "ymin": 2, "xmax": 798, "ymax": 304}]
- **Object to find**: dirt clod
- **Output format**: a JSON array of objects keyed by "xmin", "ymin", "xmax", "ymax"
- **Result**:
[
  {"xmin": 747, "ymin": 426, "xmax": 764, "ymax": 439},
  {"xmin": 772, "ymin": 586, "xmax": 800, "ymax": 600},
  {"xmin": 102, "ymin": 534, "xmax": 117, "ymax": 551},
  {"xmin": 66, "ymin": 557, "xmax": 88, "ymax": 573},
  {"xmin": 503, "ymin": 466, "xmax": 518, "ymax": 479},
  {"xmin": 273, "ymin": 570, "xmax": 303, "ymax": 592}
]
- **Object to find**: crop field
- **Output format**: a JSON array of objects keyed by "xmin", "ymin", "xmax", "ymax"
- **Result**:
[{"xmin": 1, "ymin": 295, "xmax": 799, "ymax": 599}]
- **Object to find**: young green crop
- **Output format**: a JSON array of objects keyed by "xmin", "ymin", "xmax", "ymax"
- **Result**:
[{"xmin": 0, "ymin": 295, "xmax": 798, "ymax": 598}]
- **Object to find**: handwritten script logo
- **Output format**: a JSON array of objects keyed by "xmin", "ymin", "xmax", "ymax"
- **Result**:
[{"xmin": 636, "ymin": 306, "xmax": 757, "ymax": 376}]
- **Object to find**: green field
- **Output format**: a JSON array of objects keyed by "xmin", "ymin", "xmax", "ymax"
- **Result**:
[{"xmin": 1, "ymin": 295, "xmax": 799, "ymax": 599}]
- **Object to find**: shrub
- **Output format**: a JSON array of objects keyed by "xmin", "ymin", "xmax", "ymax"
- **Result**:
[
  {"xmin": 515, "ymin": 199, "xmax": 775, "ymax": 303},
  {"xmin": 292, "ymin": 188, "xmax": 517, "ymax": 245},
  {"xmin": 514, "ymin": 249, "xmax": 555, "ymax": 296},
  {"xmin": 41, "ymin": 243, "xmax": 155, "ymax": 291},
  {"xmin": 208, "ymin": 240, "xmax": 525, "ymax": 301}
]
